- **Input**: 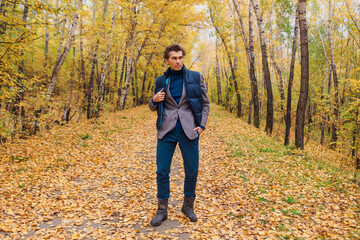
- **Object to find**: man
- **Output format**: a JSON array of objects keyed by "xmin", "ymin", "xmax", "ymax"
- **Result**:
[{"xmin": 148, "ymin": 44, "xmax": 210, "ymax": 226}]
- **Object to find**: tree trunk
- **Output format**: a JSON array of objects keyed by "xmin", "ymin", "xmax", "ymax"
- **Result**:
[
  {"xmin": 44, "ymin": 0, "xmax": 49, "ymax": 69},
  {"xmin": 250, "ymin": 0, "xmax": 273, "ymax": 134},
  {"xmin": 63, "ymin": 47, "xmax": 76, "ymax": 123},
  {"xmin": 46, "ymin": 0, "xmax": 82, "ymax": 98},
  {"xmin": 117, "ymin": 48, "xmax": 128, "ymax": 109},
  {"xmin": 96, "ymin": 0, "xmax": 113, "ymax": 116},
  {"xmin": 295, "ymin": 0, "xmax": 309, "ymax": 149},
  {"xmin": 140, "ymin": 52, "xmax": 154, "ymax": 104},
  {"xmin": 248, "ymin": 99, "xmax": 253, "ymax": 124},
  {"xmin": 328, "ymin": 0, "xmax": 339, "ymax": 149},
  {"xmin": 119, "ymin": 10, "xmax": 137, "ymax": 110},
  {"xmin": 79, "ymin": 16, "xmax": 86, "ymax": 98},
  {"xmin": 113, "ymin": 53, "xmax": 121, "ymax": 97},
  {"xmin": 284, "ymin": 4, "xmax": 299, "ymax": 146},
  {"xmin": 215, "ymin": 39, "xmax": 222, "ymax": 105},
  {"xmin": 354, "ymin": 40, "xmax": 359, "ymax": 81},
  {"xmin": 233, "ymin": 0, "xmax": 259, "ymax": 127},
  {"xmin": 248, "ymin": 2, "xmax": 260, "ymax": 128},
  {"xmin": 55, "ymin": 18, "xmax": 66, "ymax": 64},
  {"xmin": 87, "ymin": 0, "xmax": 97, "ymax": 119}
]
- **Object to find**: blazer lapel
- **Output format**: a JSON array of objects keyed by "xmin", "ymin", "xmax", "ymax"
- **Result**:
[
  {"xmin": 166, "ymin": 76, "xmax": 177, "ymax": 106},
  {"xmin": 178, "ymin": 78, "xmax": 186, "ymax": 105}
]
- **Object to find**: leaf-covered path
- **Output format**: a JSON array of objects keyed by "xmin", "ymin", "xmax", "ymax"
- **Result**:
[{"xmin": 1, "ymin": 105, "xmax": 359, "ymax": 239}]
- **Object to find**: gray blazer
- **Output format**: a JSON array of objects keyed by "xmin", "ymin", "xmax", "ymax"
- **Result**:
[{"xmin": 149, "ymin": 74, "xmax": 210, "ymax": 140}]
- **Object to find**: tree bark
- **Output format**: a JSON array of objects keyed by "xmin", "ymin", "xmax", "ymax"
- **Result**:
[
  {"xmin": 87, "ymin": 0, "xmax": 97, "ymax": 119},
  {"xmin": 295, "ymin": 0, "xmax": 309, "ymax": 149},
  {"xmin": 44, "ymin": 0, "xmax": 49, "ymax": 69},
  {"xmin": 353, "ymin": 40, "xmax": 359, "ymax": 81},
  {"xmin": 140, "ymin": 52, "xmax": 154, "ymax": 104},
  {"xmin": 215, "ymin": 38, "xmax": 222, "ymax": 105},
  {"xmin": 284, "ymin": 4, "xmax": 299, "ymax": 146},
  {"xmin": 117, "ymin": 47, "xmax": 128, "ymax": 109},
  {"xmin": 328, "ymin": 0, "xmax": 339, "ymax": 149},
  {"xmin": 63, "ymin": 47, "xmax": 76, "ymax": 123},
  {"xmin": 248, "ymin": 2, "xmax": 260, "ymax": 128},
  {"xmin": 79, "ymin": 16, "xmax": 86, "ymax": 98},
  {"xmin": 250, "ymin": 0, "xmax": 273, "ymax": 134}
]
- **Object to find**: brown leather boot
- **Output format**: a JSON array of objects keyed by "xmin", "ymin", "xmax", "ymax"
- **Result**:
[
  {"xmin": 150, "ymin": 199, "xmax": 168, "ymax": 226},
  {"xmin": 181, "ymin": 196, "xmax": 198, "ymax": 222}
]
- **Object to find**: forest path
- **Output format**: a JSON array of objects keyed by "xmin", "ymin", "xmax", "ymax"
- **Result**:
[{"xmin": 0, "ymin": 105, "xmax": 359, "ymax": 239}]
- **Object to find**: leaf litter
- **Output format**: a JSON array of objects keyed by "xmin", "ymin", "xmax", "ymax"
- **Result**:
[{"xmin": 0, "ymin": 104, "xmax": 359, "ymax": 239}]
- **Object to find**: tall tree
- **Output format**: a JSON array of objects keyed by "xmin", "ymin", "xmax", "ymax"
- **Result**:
[
  {"xmin": 328, "ymin": 0, "xmax": 339, "ymax": 148},
  {"xmin": 284, "ymin": 4, "xmax": 299, "ymax": 146},
  {"xmin": 232, "ymin": 0, "xmax": 259, "ymax": 128},
  {"xmin": 295, "ymin": 0, "xmax": 309, "ymax": 149},
  {"xmin": 215, "ymin": 38, "xmax": 222, "ymax": 105},
  {"xmin": 250, "ymin": 0, "xmax": 274, "ymax": 134},
  {"xmin": 87, "ymin": 0, "xmax": 98, "ymax": 119}
]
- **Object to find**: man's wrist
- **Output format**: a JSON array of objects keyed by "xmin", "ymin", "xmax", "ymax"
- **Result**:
[
  {"xmin": 151, "ymin": 98, "xmax": 158, "ymax": 106},
  {"xmin": 200, "ymin": 126, "xmax": 205, "ymax": 131}
]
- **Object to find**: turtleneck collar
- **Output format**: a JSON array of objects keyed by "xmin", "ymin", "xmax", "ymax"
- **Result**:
[{"xmin": 170, "ymin": 66, "xmax": 184, "ymax": 76}]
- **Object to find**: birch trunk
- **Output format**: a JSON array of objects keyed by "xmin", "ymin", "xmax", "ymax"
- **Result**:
[
  {"xmin": 215, "ymin": 39, "xmax": 222, "ymax": 105},
  {"xmin": 96, "ymin": 0, "xmax": 114, "ymax": 116},
  {"xmin": 328, "ymin": 0, "xmax": 339, "ymax": 148},
  {"xmin": 63, "ymin": 47, "xmax": 75, "ymax": 123},
  {"xmin": 119, "ymin": 11, "xmax": 137, "ymax": 110},
  {"xmin": 44, "ymin": 0, "xmax": 49, "ymax": 69},
  {"xmin": 295, "ymin": 0, "xmax": 309, "ymax": 149},
  {"xmin": 248, "ymin": 2, "xmax": 260, "ymax": 128},
  {"xmin": 140, "ymin": 52, "xmax": 155, "ymax": 104},
  {"xmin": 284, "ymin": 4, "xmax": 299, "ymax": 146},
  {"xmin": 87, "ymin": 0, "xmax": 98, "ymax": 119},
  {"xmin": 250, "ymin": 0, "xmax": 273, "ymax": 134}
]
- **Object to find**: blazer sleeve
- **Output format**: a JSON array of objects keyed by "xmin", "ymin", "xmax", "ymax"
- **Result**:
[
  {"xmin": 149, "ymin": 79, "xmax": 158, "ymax": 111},
  {"xmin": 200, "ymin": 74, "xmax": 210, "ymax": 128},
  {"xmin": 148, "ymin": 97, "xmax": 157, "ymax": 111}
]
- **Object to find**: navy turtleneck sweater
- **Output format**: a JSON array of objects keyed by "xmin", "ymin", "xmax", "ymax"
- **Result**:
[{"xmin": 169, "ymin": 68, "xmax": 183, "ymax": 105}]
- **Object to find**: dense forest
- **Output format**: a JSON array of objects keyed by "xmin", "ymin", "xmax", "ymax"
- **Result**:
[{"xmin": 0, "ymin": 0, "xmax": 359, "ymax": 155}]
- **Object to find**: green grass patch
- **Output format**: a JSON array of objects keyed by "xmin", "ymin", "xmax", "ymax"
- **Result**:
[
  {"xmin": 282, "ymin": 195, "xmax": 298, "ymax": 204},
  {"xmin": 289, "ymin": 209, "xmax": 302, "ymax": 216},
  {"xmin": 80, "ymin": 133, "xmax": 92, "ymax": 140},
  {"xmin": 259, "ymin": 147, "xmax": 277, "ymax": 153},
  {"xmin": 16, "ymin": 168, "xmax": 27, "ymax": 173},
  {"xmin": 11, "ymin": 156, "xmax": 29, "ymax": 163}
]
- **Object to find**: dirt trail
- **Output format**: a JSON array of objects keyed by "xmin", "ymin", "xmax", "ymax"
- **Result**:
[{"xmin": 1, "ymin": 105, "xmax": 359, "ymax": 239}]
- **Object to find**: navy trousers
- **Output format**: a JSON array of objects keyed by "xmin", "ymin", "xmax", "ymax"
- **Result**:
[{"xmin": 156, "ymin": 123, "xmax": 199, "ymax": 199}]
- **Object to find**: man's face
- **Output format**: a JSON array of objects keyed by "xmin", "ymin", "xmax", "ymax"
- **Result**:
[{"xmin": 165, "ymin": 51, "xmax": 184, "ymax": 71}]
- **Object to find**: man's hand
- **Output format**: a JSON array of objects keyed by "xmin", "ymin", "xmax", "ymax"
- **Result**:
[
  {"xmin": 153, "ymin": 88, "xmax": 166, "ymax": 103},
  {"xmin": 194, "ymin": 127, "xmax": 203, "ymax": 135}
]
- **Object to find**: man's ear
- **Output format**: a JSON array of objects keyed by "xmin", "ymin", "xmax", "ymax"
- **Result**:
[{"xmin": 164, "ymin": 58, "xmax": 169, "ymax": 65}]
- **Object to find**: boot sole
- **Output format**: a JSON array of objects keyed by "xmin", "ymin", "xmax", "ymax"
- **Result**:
[
  {"xmin": 181, "ymin": 208, "xmax": 197, "ymax": 222},
  {"xmin": 150, "ymin": 215, "xmax": 168, "ymax": 226}
]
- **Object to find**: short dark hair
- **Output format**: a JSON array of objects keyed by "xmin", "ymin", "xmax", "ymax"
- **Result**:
[{"xmin": 164, "ymin": 44, "xmax": 186, "ymax": 59}]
